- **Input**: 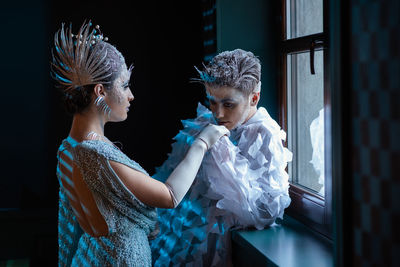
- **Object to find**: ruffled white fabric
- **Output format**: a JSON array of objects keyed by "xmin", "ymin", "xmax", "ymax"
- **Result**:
[
  {"xmin": 205, "ymin": 107, "xmax": 292, "ymax": 230},
  {"xmin": 151, "ymin": 103, "xmax": 292, "ymax": 266}
]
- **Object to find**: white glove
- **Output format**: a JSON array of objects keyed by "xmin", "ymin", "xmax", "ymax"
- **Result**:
[
  {"xmin": 165, "ymin": 124, "xmax": 229, "ymax": 207},
  {"xmin": 196, "ymin": 124, "xmax": 230, "ymax": 149}
]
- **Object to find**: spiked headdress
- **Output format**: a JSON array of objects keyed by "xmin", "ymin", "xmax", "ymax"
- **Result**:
[{"xmin": 51, "ymin": 21, "xmax": 112, "ymax": 92}]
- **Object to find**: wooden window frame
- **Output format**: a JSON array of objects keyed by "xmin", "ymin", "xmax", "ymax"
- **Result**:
[{"xmin": 279, "ymin": 0, "xmax": 332, "ymax": 238}]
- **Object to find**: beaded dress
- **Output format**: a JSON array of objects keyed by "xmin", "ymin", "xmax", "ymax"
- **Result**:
[
  {"xmin": 57, "ymin": 137, "xmax": 158, "ymax": 266},
  {"xmin": 151, "ymin": 103, "xmax": 292, "ymax": 266}
]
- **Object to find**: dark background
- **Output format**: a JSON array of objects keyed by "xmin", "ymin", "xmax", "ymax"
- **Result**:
[{"xmin": 0, "ymin": 0, "xmax": 205, "ymax": 264}]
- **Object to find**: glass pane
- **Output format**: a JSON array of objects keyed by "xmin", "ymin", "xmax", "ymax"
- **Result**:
[
  {"xmin": 286, "ymin": 0, "xmax": 323, "ymax": 39},
  {"xmin": 287, "ymin": 50, "xmax": 325, "ymax": 195}
]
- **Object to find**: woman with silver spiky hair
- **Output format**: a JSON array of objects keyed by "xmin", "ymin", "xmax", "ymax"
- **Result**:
[
  {"xmin": 151, "ymin": 49, "xmax": 292, "ymax": 266},
  {"xmin": 53, "ymin": 21, "xmax": 229, "ymax": 266}
]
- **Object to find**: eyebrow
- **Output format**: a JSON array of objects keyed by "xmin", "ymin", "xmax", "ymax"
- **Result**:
[
  {"xmin": 206, "ymin": 95, "xmax": 236, "ymax": 103},
  {"xmin": 221, "ymin": 98, "xmax": 236, "ymax": 103}
]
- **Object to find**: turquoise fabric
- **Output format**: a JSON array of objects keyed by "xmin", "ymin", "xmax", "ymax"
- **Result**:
[
  {"xmin": 57, "ymin": 138, "xmax": 157, "ymax": 267},
  {"xmin": 57, "ymin": 136, "xmax": 82, "ymax": 267}
]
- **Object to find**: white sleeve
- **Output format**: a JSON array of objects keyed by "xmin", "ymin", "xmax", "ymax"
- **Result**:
[{"xmin": 203, "ymin": 126, "xmax": 292, "ymax": 230}]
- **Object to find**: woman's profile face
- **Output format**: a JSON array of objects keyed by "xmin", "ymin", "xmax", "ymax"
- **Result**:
[
  {"xmin": 206, "ymin": 86, "xmax": 252, "ymax": 130},
  {"xmin": 107, "ymin": 64, "xmax": 134, "ymax": 122}
]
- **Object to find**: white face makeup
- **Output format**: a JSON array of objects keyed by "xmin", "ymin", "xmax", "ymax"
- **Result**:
[
  {"xmin": 206, "ymin": 86, "xmax": 254, "ymax": 130},
  {"xmin": 106, "ymin": 64, "xmax": 134, "ymax": 122}
]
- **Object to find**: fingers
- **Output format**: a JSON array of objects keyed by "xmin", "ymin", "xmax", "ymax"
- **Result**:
[
  {"xmin": 217, "ymin": 125, "xmax": 230, "ymax": 137},
  {"xmin": 207, "ymin": 124, "xmax": 230, "ymax": 138},
  {"xmin": 196, "ymin": 124, "xmax": 230, "ymax": 149}
]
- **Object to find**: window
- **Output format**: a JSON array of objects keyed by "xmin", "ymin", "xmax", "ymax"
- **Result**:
[{"xmin": 280, "ymin": 0, "xmax": 331, "ymax": 237}]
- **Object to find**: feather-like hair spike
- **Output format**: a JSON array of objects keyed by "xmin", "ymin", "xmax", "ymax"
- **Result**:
[{"xmin": 51, "ymin": 20, "xmax": 112, "ymax": 92}]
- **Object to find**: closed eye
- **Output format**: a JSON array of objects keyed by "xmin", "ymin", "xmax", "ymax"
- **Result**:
[
  {"xmin": 223, "ymin": 102, "xmax": 235, "ymax": 108},
  {"xmin": 123, "ymin": 83, "xmax": 131, "ymax": 90}
]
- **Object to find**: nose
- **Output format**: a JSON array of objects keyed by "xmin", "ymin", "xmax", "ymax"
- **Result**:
[
  {"xmin": 213, "ymin": 105, "xmax": 224, "ymax": 119},
  {"xmin": 128, "ymin": 90, "xmax": 134, "ymax": 102}
]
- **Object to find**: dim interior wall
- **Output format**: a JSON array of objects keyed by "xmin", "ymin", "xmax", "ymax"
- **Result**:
[
  {"xmin": 216, "ymin": 0, "xmax": 280, "ymax": 120},
  {"xmin": 0, "ymin": 1, "xmax": 50, "ymax": 209}
]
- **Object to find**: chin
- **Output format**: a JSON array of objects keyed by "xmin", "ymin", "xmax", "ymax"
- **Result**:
[{"xmin": 110, "ymin": 114, "xmax": 128, "ymax": 122}]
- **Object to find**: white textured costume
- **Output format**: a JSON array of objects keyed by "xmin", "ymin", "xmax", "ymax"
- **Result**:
[{"xmin": 151, "ymin": 103, "xmax": 292, "ymax": 266}]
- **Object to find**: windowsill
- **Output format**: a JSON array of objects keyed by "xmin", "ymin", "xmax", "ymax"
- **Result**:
[{"xmin": 231, "ymin": 215, "xmax": 333, "ymax": 267}]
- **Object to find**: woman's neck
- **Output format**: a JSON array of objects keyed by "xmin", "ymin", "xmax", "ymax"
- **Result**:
[{"xmin": 69, "ymin": 110, "xmax": 106, "ymax": 142}]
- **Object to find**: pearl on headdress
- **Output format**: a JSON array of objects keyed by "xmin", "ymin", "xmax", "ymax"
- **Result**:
[
  {"xmin": 91, "ymin": 40, "xmax": 96, "ymax": 44},
  {"xmin": 104, "ymin": 37, "xmax": 108, "ymax": 41},
  {"xmin": 95, "ymin": 25, "xmax": 100, "ymax": 30},
  {"xmin": 71, "ymin": 34, "xmax": 74, "ymax": 38}
]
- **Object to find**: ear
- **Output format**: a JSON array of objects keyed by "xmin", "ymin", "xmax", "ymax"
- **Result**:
[
  {"xmin": 250, "ymin": 92, "xmax": 260, "ymax": 106},
  {"xmin": 93, "ymin": 84, "xmax": 106, "ymax": 98}
]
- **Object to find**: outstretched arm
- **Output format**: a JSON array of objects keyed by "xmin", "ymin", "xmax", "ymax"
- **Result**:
[
  {"xmin": 110, "ymin": 139, "xmax": 206, "ymax": 208},
  {"xmin": 110, "ymin": 124, "xmax": 229, "ymax": 208}
]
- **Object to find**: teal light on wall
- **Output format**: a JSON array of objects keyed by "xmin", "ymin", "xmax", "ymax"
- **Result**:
[{"xmin": 216, "ymin": 0, "xmax": 280, "ymax": 120}]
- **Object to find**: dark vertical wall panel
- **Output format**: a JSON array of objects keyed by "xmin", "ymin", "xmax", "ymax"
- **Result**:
[{"xmin": 350, "ymin": 0, "xmax": 400, "ymax": 266}]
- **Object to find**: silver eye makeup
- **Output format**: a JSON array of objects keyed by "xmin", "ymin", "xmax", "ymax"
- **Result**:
[{"xmin": 122, "ymin": 82, "xmax": 131, "ymax": 90}]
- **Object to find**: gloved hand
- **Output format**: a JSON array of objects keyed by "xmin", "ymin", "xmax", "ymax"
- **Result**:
[
  {"xmin": 196, "ymin": 124, "xmax": 230, "ymax": 150},
  {"xmin": 165, "ymin": 124, "xmax": 229, "ymax": 207}
]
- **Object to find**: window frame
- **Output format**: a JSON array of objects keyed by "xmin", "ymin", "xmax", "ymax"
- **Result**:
[{"xmin": 279, "ymin": 0, "xmax": 332, "ymax": 238}]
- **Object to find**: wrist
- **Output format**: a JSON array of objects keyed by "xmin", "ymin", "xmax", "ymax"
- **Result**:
[{"xmin": 193, "ymin": 138, "xmax": 208, "ymax": 152}]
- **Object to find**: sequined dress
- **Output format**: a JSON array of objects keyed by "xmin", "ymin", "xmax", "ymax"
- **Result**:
[
  {"xmin": 151, "ymin": 103, "xmax": 292, "ymax": 266},
  {"xmin": 57, "ymin": 137, "xmax": 158, "ymax": 267}
]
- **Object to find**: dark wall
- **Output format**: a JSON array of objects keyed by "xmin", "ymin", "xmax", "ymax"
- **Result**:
[
  {"xmin": 216, "ymin": 0, "xmax": 280, "ymax": 120},
  {"xmin": 0, "ymin": 1, "xmax": 50, "ymax": 210},
  {"xmin": 0, "ymin": 0, "xmax": 204, "ymax": 263},
  {"xmin": 349, "ymin": 0, "xmax": 400, "ymax": 266}
]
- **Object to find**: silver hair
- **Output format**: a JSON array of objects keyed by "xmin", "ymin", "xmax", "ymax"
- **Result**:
[{"xmin": 195, "ymin": 49, "xmax": 261, "ymax": 95}]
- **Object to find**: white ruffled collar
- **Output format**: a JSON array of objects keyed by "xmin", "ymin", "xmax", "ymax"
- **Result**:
[{"xmin": 241, "ymin": 107, "xmax": 270, "ymax": 127}]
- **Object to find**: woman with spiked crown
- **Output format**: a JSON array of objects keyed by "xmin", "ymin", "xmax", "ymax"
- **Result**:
[
  {"xmin": 151, "ymin": 49, "xmax": 293, "ymax": 266},
  {"xmin": 52, "ymin": 21, "xmax": 228, "ymax": 266}
]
